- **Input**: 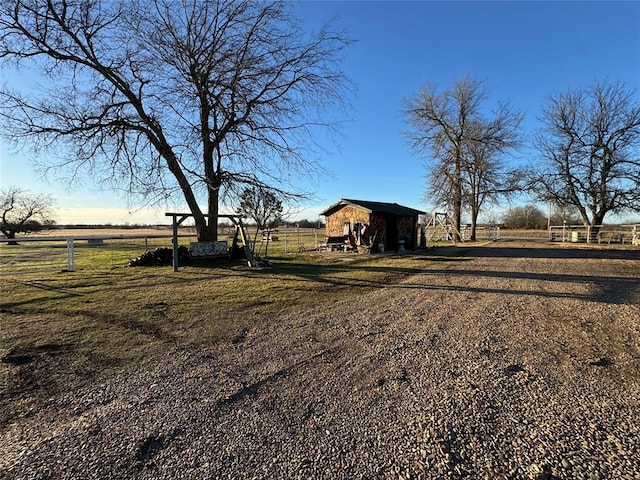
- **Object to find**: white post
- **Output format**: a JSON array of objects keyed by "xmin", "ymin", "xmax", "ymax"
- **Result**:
[{"xmin": 66, "ymin": 239, "xmax": 75, "ymax": 272}]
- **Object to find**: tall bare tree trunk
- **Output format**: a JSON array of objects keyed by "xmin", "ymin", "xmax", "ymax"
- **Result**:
[
  {"xmin": 452, "ymin": 155, "xmax": 462, "ymax": 242},
  {"xmin": 470, "ymin": 207, "xmax": 480, "ymax": 241},
  {"xmin": 205, "ymin": 183, "xmax": 220, "ymax": 242}
]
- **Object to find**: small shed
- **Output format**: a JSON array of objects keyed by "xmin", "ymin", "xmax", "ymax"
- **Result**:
[{"xmin": 319, "ymin": 199, "xmax": 423, "ymax": 252}]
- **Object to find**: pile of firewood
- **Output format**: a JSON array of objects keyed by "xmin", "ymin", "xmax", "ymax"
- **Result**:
[{"xmin": 129, "ymin": 246, "xmax": 189, "ymax": 267}]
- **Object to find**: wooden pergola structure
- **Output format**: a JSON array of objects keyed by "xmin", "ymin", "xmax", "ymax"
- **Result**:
[{"xmin": 165, "ymin": 213, "xmax": 255, "ymax": 271}]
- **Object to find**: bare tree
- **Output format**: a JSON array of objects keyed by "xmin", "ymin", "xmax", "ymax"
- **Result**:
[
  {"xmin": 501, "ymin": 204, "xmax": 547, "ymax": 230},
  {"xmin": 533, "ymin": 81, "xmax": 640, "ymax": 239},
  {"xmin": 1, "ymin": 187, "xmax": 55, "ymax": 244},
  {"xmin": 237, "ymin": 186, "xmax": 283, "ymax": 255},
  {"xmin": 404, "ymin": 76, "xmax": 522, "ymax": 241},
  {"xmin": 461, "ymin": 119, "xmax": 523, "ymax": 240},
  {"xmin": 548, "ymin": 203, "xmax": 582, "ymax": 227},
  {"xmin": 0, "ymin": 0, "xmax": 351, "ymax": 242}
]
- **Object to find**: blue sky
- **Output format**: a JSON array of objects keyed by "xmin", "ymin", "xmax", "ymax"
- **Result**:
[{"xmin": 1, "ymin": 1, "xmax": 639, "ymax": 225}]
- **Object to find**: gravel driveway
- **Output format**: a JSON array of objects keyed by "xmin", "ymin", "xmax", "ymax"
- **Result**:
[{"xmin": 2, "ymin": 243, "xmax": 639, "ymax": 479}]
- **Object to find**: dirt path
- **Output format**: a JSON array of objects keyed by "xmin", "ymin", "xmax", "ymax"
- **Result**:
[{"xmin": 1, "ymin": 243, "xmax": 639, "ymax": 479}]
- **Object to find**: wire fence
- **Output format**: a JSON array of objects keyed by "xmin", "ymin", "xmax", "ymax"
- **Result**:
[
  {"xmin": 548, "ymin": 224, "xmax": 639, "ymax": 245},
  {"xmin": 0, "ymin": 234, "xmax": 191, "ymax": 275},
  {"xmin": 0, "ymin": 227, "xmax": 325, "ymax": 275}
]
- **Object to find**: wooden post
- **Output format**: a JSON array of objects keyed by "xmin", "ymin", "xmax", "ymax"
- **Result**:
[
  {"xmin": 171, "ymin": 217, "xmax": 179, "ymax": 272},
  {"xmin": 236, "ymin": 218, "xmax": 256, "ymax": 267},
  {"xmin": 166, "ymin": 213, "xmax": 189, "ymax": 272}
]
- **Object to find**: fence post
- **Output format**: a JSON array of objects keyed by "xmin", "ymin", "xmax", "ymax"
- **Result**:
[
  {"xmin": 171, "ymin": 218, "xmax": 179, "ymax": 272},
  {"xmin": 66, "ymin": 239, "xmax": 75, "ymax": 272}
]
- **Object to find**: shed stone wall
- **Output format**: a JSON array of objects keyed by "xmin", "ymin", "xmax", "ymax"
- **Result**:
[{"xmin": 325, "ymin": 205, "xmax": 371, "ymax": 237}]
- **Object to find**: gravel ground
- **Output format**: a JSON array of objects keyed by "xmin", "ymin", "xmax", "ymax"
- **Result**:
[{"xmin": 1, "ymin": 243, "xmax": 639, "ymax": 479}]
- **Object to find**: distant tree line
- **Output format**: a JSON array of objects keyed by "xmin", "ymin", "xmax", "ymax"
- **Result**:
[
  {"xmin": 233, "ymin": 219, "xmax": 325, "ymax": 229},
  {"xmin": 501, "ymin": 204, "xmax": 582, "ymax": 230}
]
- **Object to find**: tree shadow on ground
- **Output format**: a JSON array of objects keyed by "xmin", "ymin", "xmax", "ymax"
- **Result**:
[
  {"xmin": 261, "ymin": 245, "xmax": 640, "ymax": 305},
  {"xmin": 439, "ymin": 244, "xmax": 639, "ymax": 260},
  {"xmin": 398, "ymin": 268, "xmax": 639, "ymax": 305}
]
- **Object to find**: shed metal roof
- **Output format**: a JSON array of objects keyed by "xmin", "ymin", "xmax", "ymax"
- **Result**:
[{"xmin": 319, "ymin": 199, "xmax": 424, "ymax": 217}]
